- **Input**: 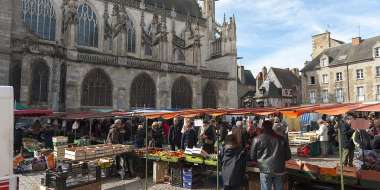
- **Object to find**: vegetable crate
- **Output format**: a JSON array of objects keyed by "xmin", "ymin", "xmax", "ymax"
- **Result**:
[
  {"xmin": 204, "ymin": 159, "xmax": 217, "ymax": 166},
  {"xmin": 185, "ymin": 155, "xmax": 204, "ymax": 164}
]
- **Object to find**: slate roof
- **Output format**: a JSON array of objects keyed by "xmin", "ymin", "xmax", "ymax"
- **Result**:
[
  {"xmin": 144, "ymin": 0, "xmax": 202, "ymax": 17},
  {"xmin": 271, "ymin": 68, "xmax": 301, "ymax": 89},
  {"xmin": 302, "ymin": 36, "xmax": 380, "ymax": 72},
  {"xmin": 244, "ymin": 70, "xmax": 256, "ymax": 86},
  {"xmin": 259, "ymin": 81, "xmax": 282, "ymax": 98}
]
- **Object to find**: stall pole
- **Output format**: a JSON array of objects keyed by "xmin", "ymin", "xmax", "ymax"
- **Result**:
[
  {"xmin": 145, "ymin": 117, "xmax": 148, "ymax": 190},
  {"xmin": 215, "ymin": 116, "xmax": 220, "ymax": 190},
  {"xmin": 89, "ymin": 119, "xmax": 92, "ymax": 138},
  {"xmin": 337, "ymin": 120, "xmax": 345, "ymax": 190}
]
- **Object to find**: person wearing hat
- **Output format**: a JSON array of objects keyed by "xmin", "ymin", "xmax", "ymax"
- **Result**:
[
  {"xmin": 250, "ymin": 120, "xmax": 291, "ymax": 190},
  {"xmin": 316, "ymin": 119, "xmax": 329, "ymax": 156}
]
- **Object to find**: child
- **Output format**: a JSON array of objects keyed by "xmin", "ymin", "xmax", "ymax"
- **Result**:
[{"xmin": 220, "ymin": 134, "xmax": 247, "ymax": 190}]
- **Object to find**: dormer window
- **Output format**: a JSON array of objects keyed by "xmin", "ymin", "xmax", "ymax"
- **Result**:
[
  {"xmin": 320, "ymin": 55, "xmax": 329, "ymax": 67},
  {"xmin": 375, "ymin": 47, "xmax": 380, "ymax": 57},
  {"xmin": 309, "ymin": 76, "xmax": 316, "ymax": 85}
]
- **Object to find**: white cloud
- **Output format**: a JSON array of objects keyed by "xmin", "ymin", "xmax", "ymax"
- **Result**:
[
  {"xmin": 245, "ymin": 41, "xmax": 310, "ymax": 75},
  {"xmin": 213, "ymin": 0, "xmax": 380, "ymax": 76}
]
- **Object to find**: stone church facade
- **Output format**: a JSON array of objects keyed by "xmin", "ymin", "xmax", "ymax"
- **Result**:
[{"xmin": 0, "ymin": 0, "xmax": 238, "ymax": 111}]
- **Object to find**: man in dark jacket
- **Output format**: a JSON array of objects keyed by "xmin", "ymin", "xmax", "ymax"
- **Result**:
[
  {"xmin": 250, "ymin": 120, "xmax": 291, "ymax": 190},
  {"xmin": 169, "ymin": 117, "xmax": 182, "ymax": 151},
  {"xmin": 221, "ymin": 134, "xmax": 247, "ymax": 190},
  {"xmin": 181, "ymin": 119, "xmax": 197, "ymax": 150},
  {"xmin": 339, "ymin": 116, "xmax": 355, "ymax": 167},
  {"xmin": 135, "ymin": 124, "xmax": 145, "ymax": 148},
  {"xmin": 201, "ymin": 120, "xmax": 216, "ymax": 153}
]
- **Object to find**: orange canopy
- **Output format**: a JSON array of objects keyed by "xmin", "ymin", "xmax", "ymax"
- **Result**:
[
  {"xmin": 140, "ymin": 103, "xmax": 379, "ymax": 120},
  {"xmin": 352, "ymin": 103, "xmax": 380, "ymax": 112},
  {"xmin": 314, "ymin": 103, "xmax": 366, "ymax": 116}
]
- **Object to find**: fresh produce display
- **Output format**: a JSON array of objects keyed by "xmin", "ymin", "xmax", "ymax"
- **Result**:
[
  {"xmin": 64, "ymin": 144, "xmax": 133, "ymax": 161},
  {"xmin": 160, "ymin": 151, "xmax": 185, "ymax": 163},
  {"xmin": 22, "ymin": 138, "xmax": 42, "ymax": 152}
]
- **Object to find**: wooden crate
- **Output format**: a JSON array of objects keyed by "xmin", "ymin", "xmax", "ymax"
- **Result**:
[
  {"xmin": 286, "ymin": 160, "xmax": 303, "ymax": 170},
  {"xmin": 302, "ymin": 163, "xmax": 320, "ymax": 174},
  {"xmin": 153, "ymin": 161, "xmax": 168, "ymax": 184},
  {"xmin": 336, "ymin": 165, "xmax": 358, "ymax": 178}
]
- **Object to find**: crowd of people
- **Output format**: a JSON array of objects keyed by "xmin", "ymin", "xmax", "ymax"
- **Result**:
[
  {"xmin": 313, "ymin": 114, "xmax": 380, "ymax": 168},
  {"xmin": 105, "ymin": 115, "xmax": 291, "ymax": 190},
  {"xmin": 14, "ymin": 112, "xmax": 380, "ymax": 189}
]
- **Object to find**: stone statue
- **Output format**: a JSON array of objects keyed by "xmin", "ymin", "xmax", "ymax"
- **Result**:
[
  {"xmin": 112, "ymin": 4, "xmax": 129, "ymax": 38},
  {"xmin": 62, "ymin": 0, "xmax": 77, "ymax": 33},
  {"xmin": 103, "ymin": 3, "xmax": 112, "ymax": 39}
]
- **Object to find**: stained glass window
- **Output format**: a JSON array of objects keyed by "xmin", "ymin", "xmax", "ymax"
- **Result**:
[
  {"xmin": 76, "ymin": 4, "xmax": 98, "ymax": 47},
  {"xmin": 130, "ymin": 73, "xmax": 156, "ymax": 108},
  {"xmin": 171, "ymin": 77, "xmax": 192, "ymax": 109},
  {"xmin": 127, "ymin": 28, "xmax": 136, "ymax": 53},
  {"xmin": 81, "ymin": 68, "xmax": 112, "ymax": 106},
  {"xmin": 31, "ymin": 61, "xmax": 50, "ymax": 103},
  {"xmin": 21, "ymin": 0, "xmax": 56, "ymax": 41}
]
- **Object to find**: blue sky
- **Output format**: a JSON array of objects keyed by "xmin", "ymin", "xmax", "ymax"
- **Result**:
[{"xmin": 212, "ymin": 0, "xmax": 380, "ymax": 75}]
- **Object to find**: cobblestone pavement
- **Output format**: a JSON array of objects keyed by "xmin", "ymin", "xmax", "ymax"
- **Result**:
[{"xmin": 17, "ymin": 171, "xmax": 44, "ymax": 190}]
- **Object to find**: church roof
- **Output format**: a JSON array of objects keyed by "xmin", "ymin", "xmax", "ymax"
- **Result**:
[
  {"xmin": 271, "ymin": 68, "xmax": 301, "ymax": 89},
  {"xmin": 144, "ymin": 0, "xmax": 202, "ymax": 18},
  {"xmin": 302, "ymin": 35, "xmax": 380, "ymax": 72},
  {"xmin": 260, "ymin": 81, "xmax": 282, "ymax": 98},
  {"xmin": 244, "ymin": 70, "xmax": 256, "ymax": 86}
]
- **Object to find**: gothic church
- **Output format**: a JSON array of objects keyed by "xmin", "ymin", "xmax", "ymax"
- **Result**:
[{"xmin": 0, "ymin": 0, "xmax": 238, "ymax": 111}]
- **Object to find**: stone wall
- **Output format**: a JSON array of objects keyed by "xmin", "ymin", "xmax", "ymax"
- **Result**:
[
  {"xmin": 1, "ymin": 0, "xmax": 240, "ymax": 110},
  {"xmin": 0, "ymin": 0, "xmax": 12, "ymax": 85},
  {"xmin": 302, "ymin": 57, "xmax": 380, "ymax": 103}
]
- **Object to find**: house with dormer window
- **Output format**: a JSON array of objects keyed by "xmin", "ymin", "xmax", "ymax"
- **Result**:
[{"xmin": 301, "ymin": 31, "xmax": 380, "ymax": 104}]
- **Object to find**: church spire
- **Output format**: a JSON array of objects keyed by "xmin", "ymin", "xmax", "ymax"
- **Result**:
[{"xmin": 202, "ymin": 0, "xmax": 215, "ymax": 21}]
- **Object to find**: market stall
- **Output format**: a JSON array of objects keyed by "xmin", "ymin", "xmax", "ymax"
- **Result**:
[
  {"xmin": 133, "ymin": 104, "xmax": 380, "ymax": 190},
  {"xmin": 14, "ymin": 105, "xmax": 380, "ymax": 190}
]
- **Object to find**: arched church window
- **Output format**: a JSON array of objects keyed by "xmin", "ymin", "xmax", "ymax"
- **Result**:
[
  {"xmin": 127, "ymin": 28, "xmax": 136, "ymax": 53},
  {"xmin": 9, "ymin": 61, "xmax": 22, "ymax": 102},
  {"xmin": 76, "ymin": 4, "xmax": 98, "ymax": 47},
  {"xmin": 21, "ymin": 0, "xmax": 56, "ymax": 41},
  {"xmin": 171, "ymin": 77, "xmax": 192, "ymax": 109},
  {"xmin": 31, "ymin": 61, "xmax": 50, "ymax": 103},
  {"xmin": 203, "ymin": 81, "xmax": 218, "ymax": 108},
  {"xmin": 81, "ymin": 68, "xmax": 112, "ymax": 106},
  {"xmin": 130, "ymin": 73, "xmax": 156, "ymax": 108}
]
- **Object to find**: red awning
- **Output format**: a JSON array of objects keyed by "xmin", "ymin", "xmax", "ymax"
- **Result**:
[
  {"xmin": 14, "ymin": 109, "xmax": 53, "ymax": 117},
  {"xmin": 352, "ymin": 103, "xmax": 380, "ymax": 112}
]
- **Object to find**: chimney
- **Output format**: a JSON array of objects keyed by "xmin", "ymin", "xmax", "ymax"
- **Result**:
[
  {"xmin": 238, "ymin": 66, "xmax": 245, "ymax": 84},
  {"xmin": 311, "ymin": 31, "xmax": 331, "ymax": 59},
  {"xmin": 291, "ymin": 68, "xmax": 300, "ymax": 77},
  {"xmin": 352, "ymin": 37, "xmax": 362, "ymax": 45},
  {"xmin": 262, "ymin": 67, "xmax": 268, "ymax": 80}
]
